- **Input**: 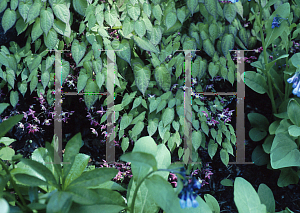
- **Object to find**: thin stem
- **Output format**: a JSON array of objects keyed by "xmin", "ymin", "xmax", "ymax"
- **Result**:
[{"xmin": 258, "ymin": 0, "xmax": 277, "ymax": 116}]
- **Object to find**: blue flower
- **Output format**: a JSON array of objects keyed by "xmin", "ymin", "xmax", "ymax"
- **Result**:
[
  {"xmin": 272, "ymin": 15, "xmax": 289, "ymax": 29},
  {"xmin": 287, "ymin": 72, "xmax": 300, "ymax": 97},
  {"xmin": 178, "ymin": 177, "xmax": 202, "ymax": 209},
  {"xmin": 228, "ymin": 0, "xmax": 238, "ymax": 2}
]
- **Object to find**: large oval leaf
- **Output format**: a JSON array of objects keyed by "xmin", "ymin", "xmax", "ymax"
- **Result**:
[
  {"xmin": 223, "ymin": 3, "xmax": 236, "ymax": 23},
  {"xmin": 71, "ymin": 39, "xmax": 86, "ymax": 66},
  {"xmin": 221, "ymin": 34, "xmax": 234, "ymax": 57},
  {"xmin": 84, "ymin": 78, "xmax": 99, "ymax": 110},
  {"xmin": 44, "ymin": 28, "xmax": 58, "ymax": 50},
  {"xmin": 2, "ymin": 9, "xmax": 17, "ymax": 33},
  {"xmin": 18, "ymin": 0, "xmax": 33, "ymax": 22},
  {"xmin": 149, "ymin": 25, "xmax": 162, "ymax": 46},
  {"xmin": 133, "ymin": 63, "xmax": 151, "ymax": 96},
  {"xmin": 133, "ymin": 36, "xmax": 159, "ymax": 54},
  {"xmin": 165, "ymin": 12, "xmax": 177, "ymax": 30},
  {"xmin": 187, "ymin": 0, "xmax": 198, "ymax": 16},
  {"xmin": 40, "ymin": 7, "xmax": 54, "ymax": 36},
  {"xmin": 31, "ymin": 17, "xmax": 43, "ymax": 43},
  {"xmin": 162, "ymin": 108, "xmax": 174, "ymax": 128},
  {"xmin": 203, "ymin": 39, "xmax": 215, "ymax": 57},
  {"xmin": 72, "ymin": 0, "xmax": 87, "ymax": 16},
  {"xmin": 26, "ymin": 0, "xmax": 42, "ymax": 23},
  {"xmin": 127, "ymin": 3, "xmax": 140, "ymax": 21},
  {"xmin": 154, "ymin": 64, "xmax": 171, "ymax": 92},
  {"xmin": 204, "ymin": 0, "xmax": 217, "ymax": 20}
]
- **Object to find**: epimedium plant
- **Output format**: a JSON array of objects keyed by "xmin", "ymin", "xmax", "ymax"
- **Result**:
[
  {"xmin": 0, "ymin": 0, "xmax": 242, "ymax": 171},
  {"xmin": 243, "ymin": 0, "xmax": 300, "ymax": 188}
]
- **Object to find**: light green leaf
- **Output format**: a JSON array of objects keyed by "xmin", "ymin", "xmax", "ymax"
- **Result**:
[
  {"xmin": 53, "ymin": 2, "xmax": 70, "ymax": 24},
  {"xmin": 205, "ymin": 0, "xmax": 217, "ymax": 20},
  {"xmin": 223, "ymin": 3, "xmax": 236, "ymax": 24},
  {"xmin": 71, "ymin": 39, "xmax": 86, "ymax": 66},
  {"xmin": 26, "ymin": 0, "xmax": 42, "ymax": 23},
  {"xmin": 10, "ymin": 90, "xmax": 18, "ymax": 108},
  {"xmin": 127, "ymin": 3, "xmax": 140, "ymax": 21},
  {"xmin": 165, "ymin": 12, "xmax": 177, "ymax": 30},
  {"xmin": 133, "ymin": 63, "xmax": 151, "ymax": 95},
  {"xmin": 77, "ymin": 72, "xmax": 88, "ymax": 92},
  {"xmin": 19, "ymin": 0, "xmax": 33, "ymax": 22},
  {"xmin": 72, "ymin": 0, "xmax": 87, "ymax": 16},
  {"xmin": 133, "ymin": 36, "xmax": 159, "ymax": 54},
  {"xmin": 221, "ymin": 34, "xmax": 235, "ymax": 57},
  {"xmin": 149, "ymin": 25, "xmax": 162, "ymax": 46},
  {"xmin": 187, "ymin": 0, "xmax": 198, "ymax": 16},
  {"xmin": 120, "ymin": 113, "xmax": 133, "ymax": 131},
  {"xmin": 2, "ymin": 9, "xmax": 17, "ymax": 33},
  {"xmin": 131, "ymin": 121, "xmax": 144, "ymax": 138},
  {"xmin": 154, "ymin": 64, "xmax": 171, "ymax": 92},
  {"xmin": 43, "ymin": 28, "xmax": 58, "ymax": 50},
  {"xmin": 40, "ymin": 7, "xmax": 54, "ymax": 36},
  {"xmin": 31, "ymin": 17, "xmax": 43, "ymax": 43},
  {"xmin": 135, "ymin": 19, "xmax": 146, "ymax": 38},
  {"xmin": 162, "ymin": 108, "xmax": 174, "ymax": 128}
]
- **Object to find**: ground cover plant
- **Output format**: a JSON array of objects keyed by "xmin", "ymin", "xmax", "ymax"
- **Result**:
[{"xmin": 0, "ymin": 0, "xmax": 300, "ymax": 212}]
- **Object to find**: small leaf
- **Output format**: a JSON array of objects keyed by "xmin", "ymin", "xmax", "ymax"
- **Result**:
[
  {"xmin": 10, "ymin": 90, "xmax": 18, "ymax": 108},
  {"xmin": 2, "ymin": 9, "xmax": 17, "ymax": 33}
]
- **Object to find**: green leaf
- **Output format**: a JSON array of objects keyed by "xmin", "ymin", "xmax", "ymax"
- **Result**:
[
  {"xmin": 30, "ymin": 76, "xmax": 38, "ymax": 94},
  {"xmin": 234, "ymin": 177, "xmax": 267, "ymax": 212},
  {"xmin": 131, "ymin": 121, "xmax": 144, "ymax": 138},
  {"xmin": 176, "ymin": 6, "xmax": 186, "ymax": 24},
  {"xmin": 120, "ymin": 152, "xmax": 157, "ymax": 171},
  {"xmin": 133, "ymin": 63, "xmax": 151, "ymax": 95},
  {"xmin": 133, "ymin": 36, "xmax": 159, "ymax": 54},
  {"xmin": 16, "ymin": 18, "xmax": 28, "ymax": 36},
  {"xmin": 143, "ymin": 2, "xmax": 151, "ymax": 18},
  {"xmin": 19, "ymin": 0, "xmax": 32, "ymax": 22},
  {"xmin": 44, "ymin": 28, "xmax": 58, "ymax": 50},
  {"xmin": 244, "ymin": 71, "xmax": 268, "ymax": 94},
  {"xmin": 2, "ymin": 9, "xmax": 16, "ymax": 33},
  {"xmin": 0, "ymin": 103, "xmax": 9, "ymax": 115},
  {"xmin": 208, "ymin": 139, "xmax": 218, "ymax": 159},
  {"xmin": 120, "ymin": 113, "xmax": 133, "ymax": 131},
  {"xmin": 67, "ymin": 167, "xmax": 118, "ymax": 188},
  {"xmin": 135, "ymin": 19, "xmax": 146, "ymax": 38},
  {"xmin": 154, "ymin": 64, "xmax": 171, "ymax": 92},
  {"xmin": 0, "ymin": 198, "xmax": 9, "ymax": 213},
  {"xmin": 112, "ymin": 39, "xmax": 131, "ymax": 66},
  {"xmin": 208, "ymin": 62, "xmax": 219, "ymax": 79},
  {"xmin": 132, "ymin": 96, "xmax": 142, "ymax": 110},
  {"xmin": 26, "ymin": 0, "xmax": 42, "ymax": 23},
  {"xmin": 46, "ymin": 191, "xmax": 72, "ymax": 213},
  {"xmin": 165, "ymin": 12, "xmax": 177, "ymax": 30},
  {"xmin": 223, "ymin": 3, "xmax": 236, "ymax": 24},
  {"xmin": 53, "ymin": 19, "xmax": 71, "ymax": 37},
  {"xmin": 46, "ymin": 55, "xmax": 55, "ymax": 71},
  {"xmin": 62, "ymin": 132, "xmax": 83, "ymax": 179},
  {"xmin": 162, "ymin": 108, "xmax": 174, "ymax": 128},
  {"xmin": 71, "ymin": 39, "xmax": 86, "ymax": 66},
  {"xmin": 18, "ymin": 81, "xmax": 27, "ymax": 97},
  {"xmin": 40, "ymin": 7, "xmax": 54, "ymax": 36},
  {"xmin": 220, "ymin": 149, "xmax": 229, "ymax": 166},
  {"xmin": 192, "ymin": 131, "xmax": 202, "ymax": 151},
  {"xmin": 121, "ymin": 137, "xmax": 129, "ymax": 153},
  {"xmin": 84, "ymin": 78, "xmax": 99, "ymax": 111},
  {"xmin": 148, "ymin": 119, "xmax": 158, "ymax": 136},
  {"xmin": 127, "ymin": 3, "xmax": 140, "ymax": 21},
  {"xmin": 6, "ymin": 69, "xmax": 15, "ymax": 89},
  {"xmin": 205, "ymin": 0, "xmax": 217, "ymax": 20},
  {"xmin": 20, "ymin": 158, "xmax": 59, "ymax": 188},
  {"xmin": 149, "ymin": 25, "xmax": 162, "ymax": 46},
  {"xmin": 14, "ymin": 174, "xmax": 51, "ymax": 186},
  {"xmin": 31, "ymin": 17, "xmax": 43, "ymax": 43},
  {"xmin": 104, "ymin": 9, "xmax": 117, "ymax": 27},
  {"xmin": 96, "ymin": 72, "xmax": 104, "ymax": 90},
  {"xmin": 287, "ymin": 99, "xmax": 300, "ymax": 127},
  {"xmin": 152, "ymin": 4, "xmax": 162, "ymax": 23},
  {"xmin": 63, "ymin": 153, "xmax": 90, "ymax": 190},
  {"xmin": 221, "ymin": 34, "xmax": 235, "ymax": 57},
  {"xmin": 122, "ymin": 17, "xmax": 134, "ymax": 36},
  {"xmin": 52, "ymin": 2, "xmax": 70, "ymax": 24},
  {"xmin": 0, "ymin": 147, "xmax": 15, "ymax": 160},
  {"xmin": 203, "ymin": 39, "xmax": 215, "ymax": 57},
  {"xmin": 0, "ymin": 114, "xmax": 23, "ymax": 139},
  {"xmin": 72, "ymin": 0, "xmax": 88, "ymax": 16},
  {"xmin": 10, "ymin": 90, "xmax": 18, "ymax": 108}
]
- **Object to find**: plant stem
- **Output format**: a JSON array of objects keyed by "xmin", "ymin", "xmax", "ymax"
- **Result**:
[
  {"xmin": 258, "ymin": 0, "xmax": 277, "ymax": 116},
  {"xmin": 0, "ymin": 160, "xmax": 32, "ymax": 212}
]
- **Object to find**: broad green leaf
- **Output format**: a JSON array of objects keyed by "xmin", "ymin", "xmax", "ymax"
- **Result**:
[
  {"xmin": 131, "ymin": 121, "xmax": 144, "ymax": 138},
  {"xmin": 0, "ymin": 103, "xmax": 9, "ymax": 115},
  {"xmin": 203, "ymin": 39, "xmax": 215, "ymax": 57},
  {"xmin": 127, "ymin": 3, "xmax": 140, "ymax": 21},
  {"xmin": 221, "ymin": 34, "xmax": 234, "ymax": 57},
  {"xmin": 6, "ymin": 69, "xmax": 15, "ymax": 89},
  {"xmin": 234, "ymin": 177, "xmax": 267, "ymax": 213},
  {"xmin": 220, "ymin": 149, "xmax": 229, "ymax": 166},
  {"xmin": 257, "ymin": 184, "xmax": 275, "ymax": 213},
  {"xmin": 16, "ymin": 18, "xmax": 28, "ymax": 36},
  {"xmin": 223, "ymin": 3, "xmax": 236, "ymax": 24},
  {"xmin": 20, "ymin": 158, "xmax": 59, "ymax": 188},
  {"xmin": 122, "ymin": 17, "xmax": 134, "ymax": 36},
  {"xmin": 205, "ymin": 0, "xmax": 217, "ymax": 20},
  {"xmin": 19, "ymin": 0, "xmax": 33, "ymax": 21},
  {"xmin": 96, "ymin": 72, "xmax": 104, "ymax": 90},
  {"xmin": 112, "ymin": 38, "xmax": 131, "ymax": 65},
  {"xmin": 287, "ymin": 98, "xmax": 300, "ymax": 127},
  {"xmin": 104, "ymin": 9, "xmax": 117, "ymax": 27},
  {"xmin": 176, "ymin": 6, "xmax": 186, "ymax": 24},
  {"xmin": 84, "ymin": 78, "xmax": 99, "ymax": 111},
  {"xmin": 152, "ymin": 4, "xmax": 162, "ymax": 23},
  {"xmin": 2, "ymin": 9, "xmax": 16, "ymax": 33},
  {"xmin": 67, "ymin": 167, "xmax": 118, "ymax": 188},
  {"xmin": 46, "ymin": 191, "xmax": 72, "ymax": 213},
  {"xmin": 149, "ymin": 25, "xmax": 162, "ymax": 46},
  {"xmin": 133, "ymin": 63, "xmax": 150, "ymax": 95},
  {"xmin": 120, "ymin": 113, "xmax": 133, "ymax": 131},
  {"xmin": 44, "ymin": 28, "xmax": 58, "ymax": 50},
  {"xmin": 0, "ymin": 147, "xmax": 15, "ymax": 161},
  {"xmin": 244, "ymin": 71, "xmax": 268, "ymax": 94},
  {"xmin": 10, "ymin": 90, "xmax": 18, "ymax": 108},
  {"xmin": 72, "ymin": 0, "xmax": 87, "ymax": 16},
  {"xmin": 192, "ymin": 131, "xmax": 202, "ymax": 151},
  {"xmin": 30, "ymin": 76, "xmax": 38, "ymax": 94},
  {"xmin": 63, "ymin": 153, "xmax": 90, "ymax": 189},
  {"xmin": 18, "ymin": 81, "xmax": 27, "ymax": 97},
  {"xmin": 148, "ymin": 119, "xmax": 158, "ymax": 136},
  {"xmin": 133, "ymin": 36, "xmax": 159, "ymax": 54},
  {"xmin": 154, "ymin": 64, "xmax": 171, "ymax": 92},
  {"xmin": 208, "ymin": 139, "xmax": 218, "ymax": 159},
  {"xmin": 208, "ymin": 62, "xmax": 219, "ymax": 79},
  {"xmin": 0, "ymin": 114, "xmax": 23, "ymax": 138},
  {"xmin": 40, "ymin": 7, "xmax": 54, "ymax": 36},
  {"xmin": 26, "ymin": 0, "xmax": 42, "ymax": 23},
  {"xmin": 132, "ymin": 96, "xmax": 142, "ymax": 110},
  {"xmin": 143, "ymin": 3, "xmax": 151, "ymax": 18},
  {"xmin": 209, "ymin": 23, "xmax": 220, "ymax": 41},
  {"xmin": 162, "ymin": 108, "xmax": 174, "ymax": 128},
  {"xmin": 71, "ymin": 39, "xmax": 86, "ymax": 66},
  {"xmin": 121, "ymin": 152, "xmax": 157, "ymax": 171},
  {"xmin": 31, "ymin": 17, "xmax": 43, "ymax": 43},
  {"xmin": 53, "ymin": 2, "xmax": 70, "ymax": 24},
  {"xmin": 14, "ymin": 174, "xmax": 51, "ymax": 186},
  {"xmin": 135, "ymin": 19, "xmax": 146, "ymax": 38},
  {"xmin": 53, "ymin": 19, "xmax": 71, "ymax": 37},
  {"xmin": 187, "ymin": 0, "xmax": 198, "ymax": 16},
  {"xmin": 165, "ymin": 12, "xmax": 177, "ymax": 30}
]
